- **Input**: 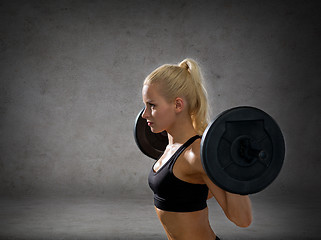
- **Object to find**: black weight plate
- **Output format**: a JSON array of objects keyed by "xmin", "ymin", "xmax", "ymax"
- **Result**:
[
  {"xmin": 201, "ymin": 106, "xmax": 285, "ymax": 195},
  {"xmin": 134, "ymin": 108, "xmax": 168, "ymax": 160}
]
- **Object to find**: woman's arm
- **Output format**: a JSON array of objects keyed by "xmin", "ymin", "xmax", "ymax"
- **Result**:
[
  {"xmin": 185, "ymin": 141, "xmax": 252, "ymax": 227},
  {"xmin": 202, "ymin": 174, "xmax": 252, "ymax": 227}
]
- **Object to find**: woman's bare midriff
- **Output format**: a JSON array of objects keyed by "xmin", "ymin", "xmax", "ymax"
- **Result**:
[{"xmin": 155, "ymin": 206, "xmax": 217, "ymax": 240}]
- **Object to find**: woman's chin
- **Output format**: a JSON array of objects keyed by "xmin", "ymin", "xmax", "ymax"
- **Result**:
[
  {"xmin": 150, "ymin": 127, "xmax": 162, "ymax": 134},
  {"xmin": 150, "ymin": 128, "xmax": 158, "ymax": 133}
]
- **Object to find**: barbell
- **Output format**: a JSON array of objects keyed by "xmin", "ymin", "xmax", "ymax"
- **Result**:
[{"xmin": 134, "ymin": 106, "xmax": 285, "ymax": 195}]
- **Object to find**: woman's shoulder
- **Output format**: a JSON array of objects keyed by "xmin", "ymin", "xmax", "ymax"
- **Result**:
[{"xmin": 183, "ymin": 138, "xmax": 206, "ymax": 176}]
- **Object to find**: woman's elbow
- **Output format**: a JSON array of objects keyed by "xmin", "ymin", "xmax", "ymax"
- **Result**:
[
  {"xmin": 234, "ymin": 214, "xmax": 252, "ymax": 228},
  {"xmin": 236, "ymin": 216, "xmax": 252, "ymax": 228},
  {"xmin": 228, "ymin": 212, "xmax": 252, "ymax": 228}
]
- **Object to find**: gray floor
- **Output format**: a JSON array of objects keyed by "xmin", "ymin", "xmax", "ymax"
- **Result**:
[{"xmin": 0, "ymin": 192, "xmax": 320, "ymax": 240}]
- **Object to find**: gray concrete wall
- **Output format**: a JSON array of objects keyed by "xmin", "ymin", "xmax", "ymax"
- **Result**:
[{"xmin": 1, "ymin": 0, "xmax": 320, "ymax": 197}]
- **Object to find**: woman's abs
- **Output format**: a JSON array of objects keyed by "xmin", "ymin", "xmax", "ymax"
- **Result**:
[{"xmin": 155, "ymin": 207, "xmax": 216, "ymax": 240}]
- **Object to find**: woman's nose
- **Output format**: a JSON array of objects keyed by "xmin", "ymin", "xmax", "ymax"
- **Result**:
[{"xmin": 142, "ymin": 108, "xmax": 149, "ymax": 119}]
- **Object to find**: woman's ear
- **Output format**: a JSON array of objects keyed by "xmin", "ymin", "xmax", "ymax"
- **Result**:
[{"xmin": 174, "ymin": 97, "xmax": 184, "ymax": 113}]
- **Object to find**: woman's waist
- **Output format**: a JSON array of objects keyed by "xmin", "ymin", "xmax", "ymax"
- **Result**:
[
  {"xmin": 155, "ymin": 205, "xmax": 209, "ymax": 221},
  {"xmin": 155, "ymin": 207, "xmax": 214, "ymax": 238}
]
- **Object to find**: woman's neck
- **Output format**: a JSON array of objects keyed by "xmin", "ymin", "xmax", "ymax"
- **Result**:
[{"xmin": 166, "ymin": 118, "xmax": 198, "ymax": 146}]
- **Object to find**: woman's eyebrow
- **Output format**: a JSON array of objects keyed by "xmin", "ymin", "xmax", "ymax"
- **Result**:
[{"xmin": 144, "ymin": 99, "xmax": 154, "ymax": 104}]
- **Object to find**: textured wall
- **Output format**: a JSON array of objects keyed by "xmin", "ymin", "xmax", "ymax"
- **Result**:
[{"xmin": 1, "ymin": 0, "xmax": 320, "ymax": 197}]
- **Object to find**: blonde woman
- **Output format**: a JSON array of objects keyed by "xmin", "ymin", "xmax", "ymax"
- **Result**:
[{"xmin": 142, "ymin": 59, "xmax": 252, "ymax": 240}]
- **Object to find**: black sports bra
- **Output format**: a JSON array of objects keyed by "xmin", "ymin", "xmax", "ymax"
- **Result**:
[{"xmin": 148, "ymin": 135, "xmax": 208, "ymax": 212}]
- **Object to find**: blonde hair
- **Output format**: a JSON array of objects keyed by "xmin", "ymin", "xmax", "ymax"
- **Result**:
[{"xmin": 144, "ymin": 58, "xmax": 209, "ymax": 135}]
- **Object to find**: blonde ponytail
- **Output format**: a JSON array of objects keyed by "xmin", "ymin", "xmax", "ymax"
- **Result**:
[
  {"xmin": 144, "ymin": 58, "xmax": 209, "ymax": 135},
  {"xmin": 179, "ymin": 59, "xmax": 209, "ymax": 134}
]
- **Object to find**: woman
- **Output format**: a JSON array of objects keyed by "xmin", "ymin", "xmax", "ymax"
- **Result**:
[{"xmin": 142, "ymin": 58, "xmax": 252, "ymax": 240}]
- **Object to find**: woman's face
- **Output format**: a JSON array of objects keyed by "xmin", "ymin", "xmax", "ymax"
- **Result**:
[{"xmin": 142, "ymin": 84, "xmax": 176, "ymax": 133}]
